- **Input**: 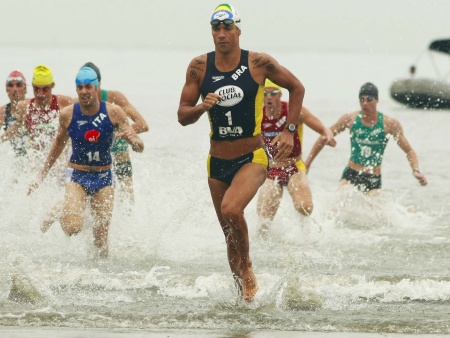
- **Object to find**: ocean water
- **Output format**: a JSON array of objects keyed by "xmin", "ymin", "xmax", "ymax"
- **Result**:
[{"xmin": 0, "ymin": 46, "xmax": 449, "ymax": 337}]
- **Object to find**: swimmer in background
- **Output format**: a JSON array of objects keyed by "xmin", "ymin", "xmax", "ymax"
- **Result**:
[
  {"xmin": 256, "ymin": 79, "xmax": 334, "ymax": 235},
  {"xmin": 2, "ymin": 65, "xmax": 74, "ymax": 158},
  {"xmin": 0, "ymin": 70, "xmax": 29, "ymax": 157},
  {"xmin": 306, "ymin": 82, "xmax": 427, "ymax": 195}
]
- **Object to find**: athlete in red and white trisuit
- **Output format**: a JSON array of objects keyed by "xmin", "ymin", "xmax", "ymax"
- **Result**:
[
  {"xmin": 5, "ymin": 65, "xmax": 73, "ymax": 154},
  {"xmin": 256, "ymin": 79, "xmax": 335, "ymax": 235},
  {"xmin": 3, "ymin": 65, "xmax": 75, "ymax": 232}
]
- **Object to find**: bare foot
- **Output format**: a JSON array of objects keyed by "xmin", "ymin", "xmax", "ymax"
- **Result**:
[
  {"xmin": 233, "ymin": 274, "xmax": 243, "ymax": 296},
  {"xmin": 94, "ymin": 244, "xmax": 108, "ymax": 259},
  {"xmin": 40, "ymin": 219, "xmax": 55, "ymax": 233},
  {"xmin": 241, "ymin": 267, "xmax": 259, "ymax": 301},
  {"xmin": 257, "ymin": 223, "xmax": 270, "ymax": 240}
]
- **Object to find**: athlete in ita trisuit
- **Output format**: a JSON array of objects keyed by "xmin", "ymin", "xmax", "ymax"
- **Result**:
[{"xmin": 29, "ymin": 67, "xmax": 144, "ymax": 258}]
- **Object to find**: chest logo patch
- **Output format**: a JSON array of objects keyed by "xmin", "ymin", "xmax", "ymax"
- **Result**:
[
  {"xmin": 85, "ymin": 129, "xmax": 100, "ymax": 143},
  {"xmin": 215, "ymin": 85, "xmax": 244, "ymax": 107}
]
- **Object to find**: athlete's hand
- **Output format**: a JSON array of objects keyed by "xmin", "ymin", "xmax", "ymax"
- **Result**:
[
  {"xmin": 322, "ymin": 128, "xmax": 336, "ymax": 147},
  {"xmin": 116, "ymin": 130, "xmax": 134, "ymax": 142},
  {"xmin": 116, "ymin": 130, "xmax": 144, "ymax": 152},
  {"xmin": 271, "ymin": 130, "xmax": 294, "ymax": 160},
  {"xmin": 201, "ymin": 93, "xmax": 221, "ymax": 112},
  {"xmin": 413, "ymin": 170, "xmax": 428, "ymax": 186},
  {"xmin": 28, "ymin": 181, "xmax": 39, "ymax": 196}
]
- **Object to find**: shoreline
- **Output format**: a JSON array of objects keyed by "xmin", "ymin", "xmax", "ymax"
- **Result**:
[{"xmin": 1, "ymin": 327, "xmax": 450, "ymax": 338}]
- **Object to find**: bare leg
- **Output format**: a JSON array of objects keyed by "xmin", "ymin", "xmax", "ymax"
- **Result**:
[
  {"xmin": 40, "ymin": 200, "xmax": 64, "ymax": 233},
  {"xmin": 209, "ymin": 162, "xmax": 266, "ymax": 301},
  {"xmin": 117, "ymin": 176, "xmax": 134, "ymax": 207},
  {"xmin": 208, "ymin": 180, "xmax": 242, "ymax": 288},
  {"xmin": 60, "ymin": 182, "xmax": 88, "ymax": 236},
  {"xmin": 256, "ymin": 178, "xmax": 283, "ymax": 236},
  {"xmin": 114, "ymin": 151, "xmax": 134, "ymax": 209},
  {"xmin": 90, "ymin": 185, "xmax": 114, "ymax": 258},
  {"xmin": 287, "ymin": 172, "xmax": 313, "ymax": 216}
]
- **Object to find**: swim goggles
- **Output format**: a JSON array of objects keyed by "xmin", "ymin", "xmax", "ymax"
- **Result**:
[
  {"xmin": 6, "ymin": 76, "xmax": 25, "ymax": 83},
  {"xmin": 76, "ymin": 77, "xmax": 98, "ymax": 85},
  {"xmin": 359, "ymin": 96, "xmax": 375, "ymax": 102},
  {"xmin": 264, "ymin": 90, "xmax": 281, "ymax": 96},
  {"xmin": 210, "ymin": 18, "xmax": 240, "ymax": 27}
]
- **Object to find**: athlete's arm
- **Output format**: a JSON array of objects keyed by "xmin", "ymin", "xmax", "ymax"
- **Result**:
[
  {"xmin": 0, "ymin": 100, "xmax": 27, "ymax": 142},
  {"xmin": 178, "ymin": 55, "xmax": 220, "ymax": 126},
  {"xmin": 109, "ymin": 104, "xmax": 144, "ymax": 153},
  {"xmin": 57, "ymin": 95, "xmax": 75, "ymax": 109},
  {"xmin": 253, "ymin": 52, "xmax": 305, "ymax": 160},
  {"xmin": 300, "ymin": 107, "xmax": 335, "ymax": 147},
  {"xmin": 37, "ymin": 106, "xmax": 72, "ymax": 182},
  {"xmin": 0, "ymin": 105, "xmax": 6, "ymax": 131},
  {"xmin": 106, "ymin": 90, "xmax": 148, "ymax": 134},
  {"xmin": 386, "ymin": 116, "xmax": 427, "ymax": 186},
  {"xmin": 305, "ymin": 112, "xmax": 353, "ymax": 170}
]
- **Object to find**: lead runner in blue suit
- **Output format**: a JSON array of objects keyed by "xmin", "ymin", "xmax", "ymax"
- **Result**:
[{"xmin": 30, "ymin": 67, "xmax": 144, "ymax": 258}]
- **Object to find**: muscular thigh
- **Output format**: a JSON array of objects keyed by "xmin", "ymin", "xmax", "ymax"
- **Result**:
[
  {"xmin": 91, "ymin": 186, "xmax": 114, "ymax": 216},
  {"xmin": 224, "ymin": 162, "xmax": 267, "ymax": 209},
  {"xmin": 287, "ymin": 171, "xmax": 312, "ymax": 198},
  {"xmin": 258, "ymin": 178, "xmax": 283, "ymax": 205},
  {"xmin": 64, "ymin": 182, "xmax": 88, "ymax": 215}
]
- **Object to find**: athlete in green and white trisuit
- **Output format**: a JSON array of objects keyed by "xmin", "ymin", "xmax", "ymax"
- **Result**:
[{"xmin": 306, "ymin": 82, "xmax": 427, "ymax": 195}]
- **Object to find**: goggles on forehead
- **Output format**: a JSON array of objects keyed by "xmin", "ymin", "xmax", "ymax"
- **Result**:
[
  {"xmin": 6, "ymin": 76, "xmax": 25, "ymax": 83},
  {"xmin": 76, "ymin": 77, "xmax": 98, "ymax": 85},
  {"xmin": 359, "ymin": 96, "xmax": 375, "ymax": 103},
  {"xmin": 210, "ymin": 18, "xmax": 240, "ymax": 27},
  {"xmin": 264, "ymin": 90, "xmax": 281, "ymax": 96}
]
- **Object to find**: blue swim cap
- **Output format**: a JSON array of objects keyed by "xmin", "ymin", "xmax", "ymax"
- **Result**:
[{"xmin": 75, "ymin": 67, "xmax": 99, "ymax": 87}]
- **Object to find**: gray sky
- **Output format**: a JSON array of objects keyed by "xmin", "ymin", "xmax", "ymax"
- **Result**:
[{"xmin": 1, "ymin": 0, "xmax": 449, "ymax": 54}]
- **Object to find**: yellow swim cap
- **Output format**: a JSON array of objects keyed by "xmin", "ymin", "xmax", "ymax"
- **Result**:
[
  {"xmin": 265, "ymin": 79, "xmax": 282, "ymax": 90},
  {"xmin": 32, "ymin": 65, "xmax": 54, "ymax": 86}
]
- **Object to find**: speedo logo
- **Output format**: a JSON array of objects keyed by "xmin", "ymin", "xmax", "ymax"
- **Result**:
[
  {"xmin": 215, "ymin": 85, "xmax": 244, "ymax": 107},
  {"xmin": 212, "ymin": 76, "xmax": 225, "ymax": 83}
]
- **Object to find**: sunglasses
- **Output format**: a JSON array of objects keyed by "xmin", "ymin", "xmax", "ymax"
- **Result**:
[
  {"xmin": 7, "ymin": 82, "xmax": 24, "ymax": 88},
  {"xmin": 76, "ymin": 77, "xmax": 98, "ymax": 85},
  {"xmin": 359, "ymin": 96, "xmax": 375, "ymax": 102},
  {"xmin": 264, "ymin": 90, "xmax": 280, "ymax": 96},
  {"xmin": 210, "ymin": 18, "xmax": 239, "ymax": 27},
  {"xmin": 33, "ymin": 85, "xmax": 51, "ymax": 93}
]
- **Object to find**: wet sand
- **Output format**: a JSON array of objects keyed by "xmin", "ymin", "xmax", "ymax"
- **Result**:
[{"xmin": 1, "ymin": 327, "xmax": 450, "ymax": 338}]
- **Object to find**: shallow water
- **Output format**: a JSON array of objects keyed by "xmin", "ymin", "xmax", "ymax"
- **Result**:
[{"xmin": 0, "ymin": 46, "xmax": 449, "ymax": 336}]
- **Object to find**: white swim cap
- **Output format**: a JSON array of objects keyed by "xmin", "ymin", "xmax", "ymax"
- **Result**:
[{"xmin": 210, "ymin": 4, "xmax": 241, "ymax": 30}]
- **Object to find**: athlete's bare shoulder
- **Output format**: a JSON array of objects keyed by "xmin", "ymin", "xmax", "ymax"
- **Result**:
[
  {"xmin": 59, "ymin": 104, "xmax": 75, "ymax": 128},
  {"xmin": 248, "ymin": 51, "xmax": 273, "ymax": 71},
  {"xmin": 186, "ymin": 54, "xmax": 207, "ymax": 81},
  {"xmin": 383, "ymin": 114, "xmax": 402, "ymax": 135}
]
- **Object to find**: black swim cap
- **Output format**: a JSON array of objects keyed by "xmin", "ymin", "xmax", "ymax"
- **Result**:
[
  {"xmin": 359, "ymin": 82, "xmax": 378, "ymax": 99},
  {"xmin": 82, "ymin": 62, "xmax": 101, "ymax": 82}
]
